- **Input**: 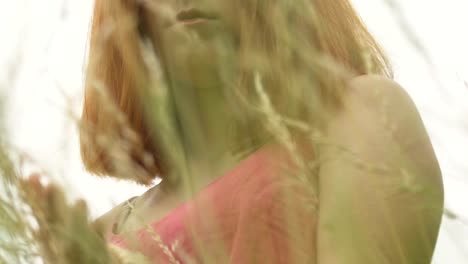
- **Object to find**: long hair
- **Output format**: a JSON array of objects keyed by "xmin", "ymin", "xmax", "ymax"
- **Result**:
[{"xmin": 80, "ymin": 0, "xmax": 392, "ymax": 184}]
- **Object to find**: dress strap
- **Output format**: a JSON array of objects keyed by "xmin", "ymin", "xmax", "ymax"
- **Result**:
[{"xmin": 112, "ymin": 196, "xmax": 138, "ymax": 235}]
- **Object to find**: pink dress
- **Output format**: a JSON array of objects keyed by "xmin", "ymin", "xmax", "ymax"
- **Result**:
[{"xmin": 108, "ymin": 144, "xmax": 317, "ymax": 263}]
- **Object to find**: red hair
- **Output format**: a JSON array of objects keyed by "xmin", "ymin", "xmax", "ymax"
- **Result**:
[{"xmin": 80, "ymin": 0, "xmax": 391, "ymax": 183}]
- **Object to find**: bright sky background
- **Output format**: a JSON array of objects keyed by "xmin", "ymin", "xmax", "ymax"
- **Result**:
[{"xmin": 0, "ymin": 0, "xmax": 467, "ymax": 263}]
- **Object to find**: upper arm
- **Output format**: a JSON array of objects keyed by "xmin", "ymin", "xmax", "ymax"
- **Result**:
[{"xmin": 317, "ymin": 75, "xmax": 444, "ymax": 264}]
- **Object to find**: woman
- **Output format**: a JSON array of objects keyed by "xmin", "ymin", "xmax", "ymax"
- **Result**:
[{"xmin": 81, "ymin": 0, "xmax": 444, "ymax": 263}]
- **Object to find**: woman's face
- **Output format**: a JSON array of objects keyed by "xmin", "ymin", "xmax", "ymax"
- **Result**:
[{"xmin": 154, "ymin": 0, "xmax": 237, "ymax": 86}]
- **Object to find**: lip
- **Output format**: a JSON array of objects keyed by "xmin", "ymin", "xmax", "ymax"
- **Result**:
[
  {"xmin": 175, "ymin": 8, "xmax": 218, "ymax": 25},
  {"xmin": 177, "ymin": 18, "xmax": 210, "ymax": 26}
]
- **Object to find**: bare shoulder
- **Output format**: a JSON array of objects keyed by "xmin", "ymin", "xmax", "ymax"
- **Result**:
[
  {"xmin": 325, "ymin": 74, "xmax": 444, "ymax": 192},
  {"xmin": 343, "ymin": 74, "xmax": 429, "ymax": 147},
  {"xmin": 317, "ymin": 74, "xmax": 444, "ymax": 263},
  {"xmin": 341, "ymin": 75, "xmax": 433, "ymax": 149},
  {"xmin": 346, "ymin": 74, "xmax": 415, "ymax": 110}
]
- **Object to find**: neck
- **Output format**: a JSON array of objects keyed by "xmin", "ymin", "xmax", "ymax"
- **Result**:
[
  {"xmin": 158, "ymin": 137, "xmax": 240, "ymax": 197},
  {"xmin": 186, "ymin": 148, "xmax": 239, "ymax": 192}
]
